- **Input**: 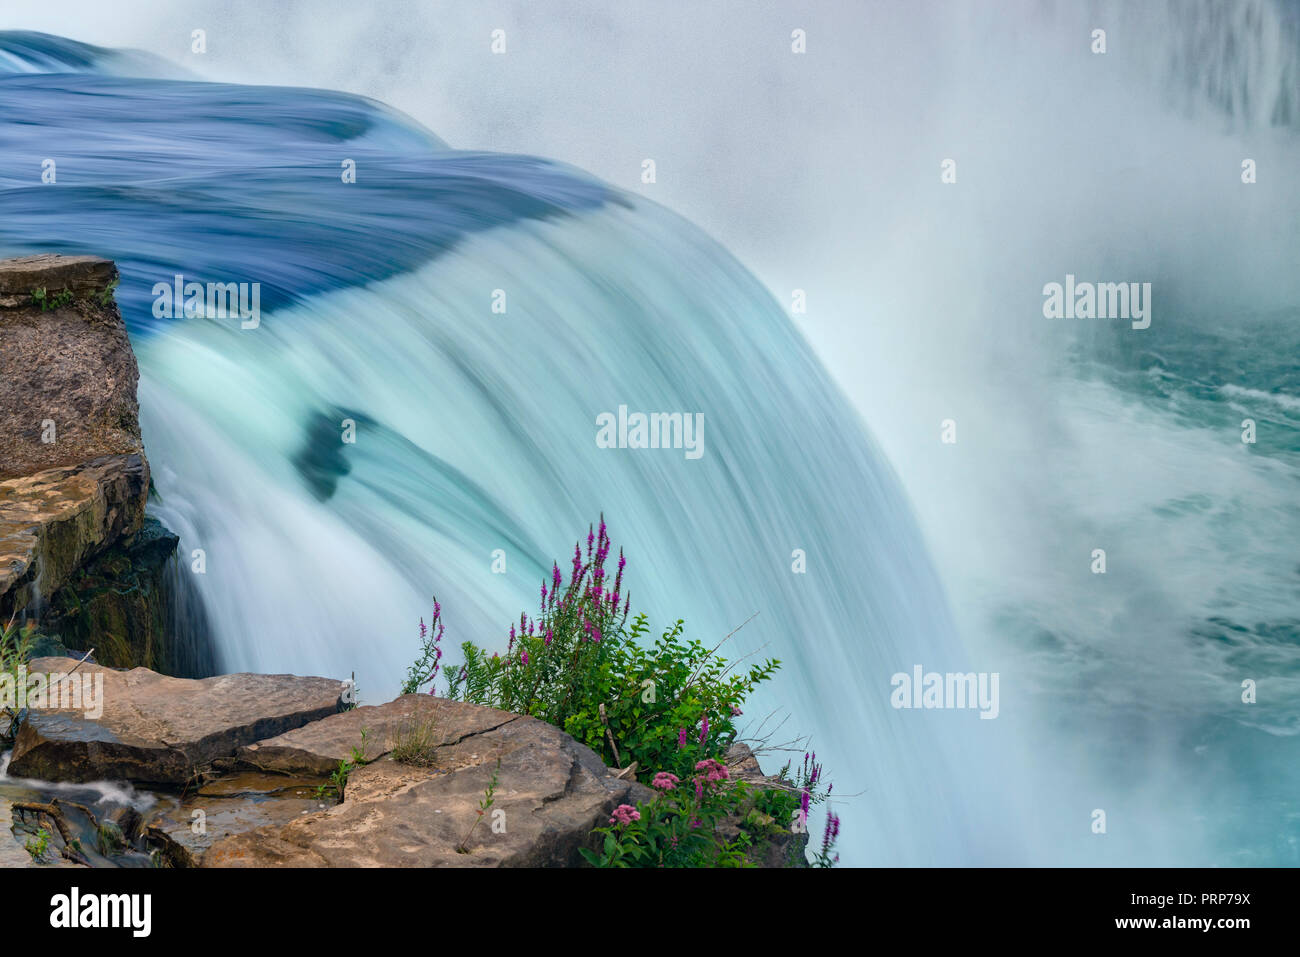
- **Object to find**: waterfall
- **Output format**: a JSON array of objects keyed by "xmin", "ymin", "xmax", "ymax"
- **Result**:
[{"xmin": 0, "ymin": 28, "xmax": 1023, "ymax": 865}]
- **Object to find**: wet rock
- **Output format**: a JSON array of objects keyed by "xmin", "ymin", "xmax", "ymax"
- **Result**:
[
  {"xmin": 8, "ymin": 658, "xmax": 346, "ymax": 785},
  {"xmin": 0, "ymin": 454, "xmax": 149, "ymax": 620},
  {"xmin": 41, "ymin": 516, "xmax": 217, "ymax": 676},
  {"xmin": 145, "ymin": 775, "xmax": 327, "ymax": 864},
  {"xmin": 0, "ymin": 251, "xmax": 144, "ymax": 618},
  {"xmin": 0, "ymin": 254, "xmax": 120, "ymax": 309}
]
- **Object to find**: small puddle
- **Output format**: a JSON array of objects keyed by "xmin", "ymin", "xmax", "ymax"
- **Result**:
[{"xmin": 1, "ymin": 752, "xmax": 329, "ymax": 866}]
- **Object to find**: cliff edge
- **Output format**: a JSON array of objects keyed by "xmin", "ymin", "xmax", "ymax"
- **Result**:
[{"xmin": 0, "ymin": 254, "xmax": 211, "ymax": 675}]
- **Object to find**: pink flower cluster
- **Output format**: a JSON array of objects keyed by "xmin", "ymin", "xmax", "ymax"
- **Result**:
[
  {"xmin": 609, "ymin": 804, "xmax": 641, "ymax": 826},
  {"xmin": 418, "ymin": 600, "xmax": 445, "ymax": 693},
  {"xmin": 651, "ymin": 771, "xmax": 680, "ymax": 791},
  {"xmin": 694, "ymin": 758, "xmax": 729, "ymax": 784},
  {"xmin": 534, "ymin": 516, "xmax": 629, "ymax": 651}
]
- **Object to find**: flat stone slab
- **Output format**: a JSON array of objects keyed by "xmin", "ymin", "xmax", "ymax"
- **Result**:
[
  {"xmin": 8, "ymin": 658, "xmax": 345, "ymax": 785},
  {"xmin": 146, "ymin": 777, "xmax": 328, "ymax": 864},
  {"xmin": 0, "ymin": 254, "xmax": 118, "ymax": 302},
  {"xmin": 235, "ymin": 693, "xmax": 518, "ymax": 776},
  {"xmin": 204, "ymin": 698, "xmax": 652, "ymax": 867}
]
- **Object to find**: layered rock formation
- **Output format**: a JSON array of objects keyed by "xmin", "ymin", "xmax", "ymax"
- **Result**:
[
  {"xmin": 4, "ymin": 660, "xmax": 804, "ymax": 867},
  {"xmin": 208, "ymin": 694, "xmax": 654, "ymax": 867},
  {"xmin": 0, "ymin": 454, "xmax": 148, "ymax": 618},
  {"xmin": 0, "ymin": 254, "xmax": 210, "ymax": 673},
  {"xmin": 5, "ymin": 662, "xmax": 656, "ymax": 867},
  {"xmin": 8, "ymin": 657, "xmax": 346, "ymax": 785}
]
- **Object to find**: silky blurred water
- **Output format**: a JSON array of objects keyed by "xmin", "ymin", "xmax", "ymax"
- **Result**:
[{"xmin": 0, "ymin": 29, "xmax": 1030, "ymax": 866}]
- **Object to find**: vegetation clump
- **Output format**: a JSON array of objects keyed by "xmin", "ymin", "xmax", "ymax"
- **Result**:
[
  {"xmin": 30, "ymin": 286, "xmax": 74, "ymax": 312},
  {"xmin": 1, "ymin": 616, "xmax": 35, "ymax": 742},
  {"xmin": 388, "ymin": 718, "xmax": 440, "ymax": 768},
  {"xmin": 404, "ymin": 516, "xmax": 841, "ymax": 867}
]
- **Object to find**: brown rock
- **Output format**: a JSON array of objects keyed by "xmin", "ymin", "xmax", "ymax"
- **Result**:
[
  {"xmin": 722, "ymin": 742, "xmax": 810, "ymax": 867},
  {"xmin": 204, "ymin": 696, "xmax": 652, "ymax": 867},
  {"xmin": 0, "ymin": 252, "xmax": 158, "ymax": 633},
  {"xmin": 8, "ymin": 658, "xmax": 346, "ymax": 785},
  {"xmin": 0, "ymin": 254, "xmax": 119, "ymax": 304},
  {"xmin": 0, "ymin": 454, "xmax": 148, "ymax": 619},
  {"xmin": 0, "ymin": 254, "xmax": 138, "ymax": 481},
  {"xmin": 235, "ymin": 693, "xmax": 518, "ymax": 776}
]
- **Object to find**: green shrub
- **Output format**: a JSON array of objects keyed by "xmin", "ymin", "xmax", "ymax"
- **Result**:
[
  {"xmin": 1, "ymin": 615, "xmax": 34, "ymax": 679},
  {"xmin": 562, "ymin": 614, "xmax": 779, "ymax": 780},
  {"xmin": 407, "ymin": 516, "xmax": 841, "ymax": 866},
  {"xmin": 436, "ymin": 518, "xmax": 780, "ymax": 781},
  {"xmin": 582, "ymin": 762, "xmax": 754, "ymax": 867},
  {"xmin": 30, "ymin": 287, "xmax": 74, "ymax": 312},
  {"xmin": 24, "ymin": 827, "xmax": 51, "ymax": 863},
  {"xmin": 97, "ymin": 821, "xmax": 126, "ymax": 855}
]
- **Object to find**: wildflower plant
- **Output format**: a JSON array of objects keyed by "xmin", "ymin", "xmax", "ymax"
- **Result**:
[
  {"xmin": 563, "ymin": 614, "xmax": 780, "ymax": 781},
  {"xmin": 457, "ymin": 759, "xmax": 500, "ymax": 854},
  {"xmin": 408, "ymin": 516, "xmax": 840, "ymax": 867},
  {"xmin": 445, "ymin": 517, "xmax": 631, "ymax": 726},
  {"xmin": 437, "ymin": 517, "xmax": 780, "ymax": 782},
  {"xmin": 582, "ymin": 758, "xmax": 753, "ymax": 867},
  {"xmin": 318, "ymin": 730, "xmax": 369, "ymax": 801},
  {"xmin": 812, "ymin": 810, "xmax": 842, "ymax": 867},
  {"xmin": 400, "ymin": 600, "xmax": 444, "ymax": 696}
]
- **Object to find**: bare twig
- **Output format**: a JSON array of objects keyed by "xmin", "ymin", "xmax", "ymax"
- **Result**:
[
  {"xmin": 46, "ymin": 647, "xmax": 95, "ymax": 694},
  {"xmin": 598, "ymin": 702, "xmax": 622, "ymax": 767},
  {"xmin": 680, "ymin": 613, "xmax": 760, "ymax": 693}
]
